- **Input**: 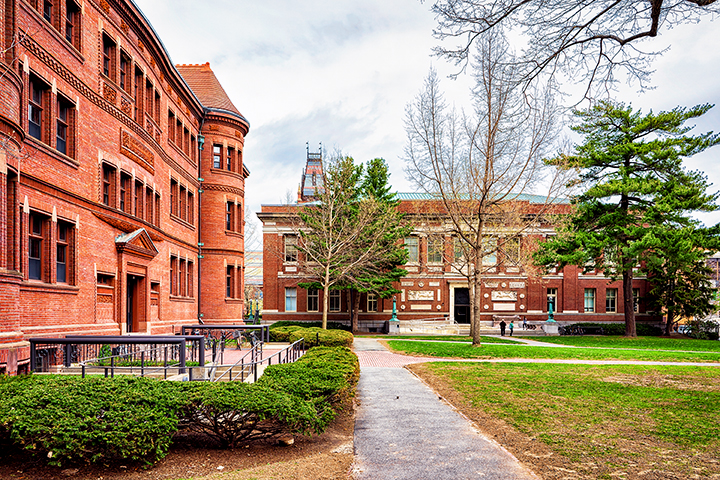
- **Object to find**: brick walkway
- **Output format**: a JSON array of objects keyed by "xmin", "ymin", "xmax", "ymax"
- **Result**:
[{"xmin": 355, "ymin": 350, "xmax": 436, "ymax": 368}]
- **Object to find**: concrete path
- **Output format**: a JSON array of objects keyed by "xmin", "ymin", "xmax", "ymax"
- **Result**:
[{"xmin": 352, "ymin": 338, "xmax": 539, "ymax": 480}]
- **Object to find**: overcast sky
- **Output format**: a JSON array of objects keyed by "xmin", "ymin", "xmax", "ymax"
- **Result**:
[{"xmin": 132, "ymin": 0, "xmax": 720, "ymax": 234}]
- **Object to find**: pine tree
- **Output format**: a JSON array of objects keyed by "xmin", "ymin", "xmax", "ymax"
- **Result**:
[{"xmin": 536, "ymin": 100, "xmax": 720, "ymax": 336}]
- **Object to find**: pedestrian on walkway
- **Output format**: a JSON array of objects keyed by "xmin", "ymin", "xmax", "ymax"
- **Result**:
[
  {"xmin": 509, "ymin": 321, "xmax": 514, "ymax": 336},
  {"xmin": 522, "ymin": 317, "xmax": 527, "ymax": 330},
  {"xmin": 499, "ymin": 320, "xmax": 506, "ymax": 336}
]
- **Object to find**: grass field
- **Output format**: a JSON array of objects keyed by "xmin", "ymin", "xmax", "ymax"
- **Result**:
[
  {"xmin": 524, "ymin": 335, "xmax": 720, "ymax": 352},
  {"xmin": 386, "ymin": 339, "xmax": 720, "ymax": 362},
  {"xmin": 413, "ymin": 362, "xmax": 720, "ymax": 479}
]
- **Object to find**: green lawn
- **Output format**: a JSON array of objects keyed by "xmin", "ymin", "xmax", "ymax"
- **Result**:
[
  {"xmin": 416, "ymin": 362, "xmax": 720, "ymax": 478},
  {"xmin": 522, "ymin": 335, "xmax": 720, "ymax": 352},
  {"xmin": 386, "ymin": 340, "xmax": 720, "ymax": 362},
  {"xmin": 364, "ymin": 335, "xmax": 521, "ymax": 344}
]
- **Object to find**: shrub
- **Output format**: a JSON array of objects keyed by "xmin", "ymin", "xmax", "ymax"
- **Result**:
[
  {"xmin": 565, "ymin": 322, "xmax": 662, "ymax": 336},
  {"xmin": 269, "ymin": 325, "xmax": 304, "ymax": 342},
  {"xmin": 0, "ymin": 376, "xmax": 186, "ymax": 466},
  {"xmin": 177, "ymin": 382, "xmax": 327, "ymax": 448},
  {"xmin": 686, "ymin": 319, "xmax": 720, "ymax": 340},
  {"xmin": 288, "ymin": 327, "xmax": 354, "ymax": 347},
  {"xmin": 269, "ymin": 321, "xmax": 351, "ymax": 331}
]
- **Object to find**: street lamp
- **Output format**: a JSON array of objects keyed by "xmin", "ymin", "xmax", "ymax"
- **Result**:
[{"xmin": 391, "ymin": 296, "xmax": 398, "ymax": 321}]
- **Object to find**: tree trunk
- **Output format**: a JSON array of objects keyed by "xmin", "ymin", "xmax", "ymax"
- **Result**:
[
  {"xmin": 322, "ymin": 267, "xmax": 330, "ymax": 330},
  {"xmin": 623, "ymin": 266, "xmax": 636, "ymax": 337},
  {"xmin": 471, "ymin": 274, "xmax": 483, "ymax": 346}
]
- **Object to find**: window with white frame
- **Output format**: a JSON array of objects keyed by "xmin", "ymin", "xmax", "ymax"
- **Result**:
[
  {"xmin": 307, "ymin": 288, "xmax": 319, "ymax": 312},
  {"xmin": 284, "ymin": 235, "xmax": 298, "ymax": 262},
  {"xmin": 584, "ymin": 288, "xmax": 596, "ymax": 313},
  {"xmin": 633, "ymin": 288, "xmax": 640, "ymax": 313},
  {"xmin": 547, "ymin": 288, "xmax": 558, "ymax": 312},
  {"xmin": 367, "ymin": 292, "xmax": 378, "ymax": 312},
  {"xmin": 606, "ymin": 288, "xmax": 617, "ymax": 313},
  {"xmin": 427, "ymin": 236, "xmax": 443, "ymax": 264},
  {"xmin": 482, "ymin": 237, "xmax": 497, "ymax": 265},
  {"xmin": 329, "ymin": 290, "xmax": 341, "ymax": 312},
  {"xmin": 285, "ymin": 287, "xmax": 297, "ymax": 312},
  {"xmin": 404, "ymin": 237, "xmax": 419, "ymax": 263}
]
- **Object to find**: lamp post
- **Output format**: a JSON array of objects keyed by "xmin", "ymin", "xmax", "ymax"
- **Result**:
[
  {"xmin": 547, "ymin": 298, "xmax": 556, "ymax": 322},
  {"xmin": 391, "ymin": 296, "xmax": 398, "ymax": 321}
]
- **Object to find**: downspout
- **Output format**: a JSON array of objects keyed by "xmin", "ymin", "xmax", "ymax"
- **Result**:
[{"xmin": 196, "ymin": 114, "xmax": 206, "ymax": 324}]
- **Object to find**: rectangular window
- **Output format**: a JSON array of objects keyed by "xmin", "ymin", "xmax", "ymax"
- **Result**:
[
  {"xmin": 145, "ymin": 80, "xmax": 154, "ymax": 119},
  {"xmin": 170, "ymin": 255, "xmax": 177, "ymax": 296},
  {"xmin": 284, "ymin": 235, "xmax": 297, "ymax": 262},
  {"xmin": 119, "ymin": 53, "xmax": 131, "ymax": 92},
  {"xmin": 285, "ymin": 287, "xmax": 297, "ymax": 312},
  {"xmin": 28, "ymin": 213, "xmax": 45, "ymax": 280},
  {"xmin": 226, "ymin": 265, "xmax": 233, "ymax": 298},
  {"xmin": 584, "ymin": 288, "xmax": 596, "ymax": 313},
  {"xmin": 170, "ymin": 179, "xmax": 178, "ymax": 217},
  {"xmin": 226, "ymin": 147, "xmax": 233, "ymax": 170},
  {"xmin": 633, "ymin": 288, "xmax": 640, "ymax": 313},
  {"xmin": 134, "ymin": 180, "xmax": 143, "ymax": 218},
  {"xmin": 482, "ymin": 237, "xmax": 497, "ymax": 265},
  {"xmin": 145, "ymin": 187, "xmax": 154, "ymax": 224},
  {"xmin": 167, "ymin": 110, "xmax": 175, "ymax": 141},
  {"xmin": 101, "ymin": 164, "xmax": 116, "ymax": 207},
  {"xmin": 184, "ymin": 127, "xmax": 190, "ymax": 154},
  {"xmin": 154, "ymin": 193, "xmax": 160, "ymax": 226},
  {"xmin": 213, "ymin": 145, "xmax": 222, "ymax": 169},
  {"xmin": 154, "ymin": 91, "xmax": 161, "ymax": 123},
  {"xmin": 453, "ymin": 237, "xmax": 465, "ymax": 263},
  {"xmin": 179, "ymin": 259, "xmax": 186, "ymax": 297},
  {"xmin": 65, "ymin": 0, "xmax": 80, "ymax": 49},
  {"xmin": 187, "ymin": 191, "xmax": 194, "ymax": 225},
  {"xmin": 28, "ymin": 75, "xmax": 48, "ymax": 142},
  {"xmin": 119, "ymin": 173, "xmax": 131, "ymax": 213},
  {"xmin": 187, "ymin": 261, "xmax": 194, "ymax": 298},
  {"xmin": 547, "ymin": 288, "xmax": 558, "ymax": 312},
  {"xmin": 427, "ymin": 236, "xmax": 443, "ymax": 264},
  {"xmin": 134, "ymin": 67, "xmax": 143, "ymax": 122},
  {"xmin": 503, "ymin": 236, "xmax": 520, "ymax": 265},
  {"xmin": 307, "ymin": 288, "xmax": 319, "ymax": 312},
  {"xmin": 179, "ymin": 185, "xmax": 187, "ymax": 221},
  {"xmin": 43, "ymin": 0, "xmax": 53, "ymax": 23},
  {"xmin": 56, "ymin": 222, "xmax": 69, "ymax": 283},
  {"xmin": 404, "ymin": 237, "xmax": 418, "ymax": 263},
  {"xmin": 226, "ymin": 201, "xmax": 234, "ymax": 231},
  {"xmin": 329, "ymin": 290, "xmax": 341, "ymax": 312},
  {"xmin": 56, "ymin": 96, "xmax": 71, "ymax": 156},
  {"xmin": 176, "ymin": 119, "xmax": 182, "ymax": 146},
  {"xmin": 606, "ymin": 288, "xmax": 617, "ymax": 313},
  {"xmin": 102, "ymin": 34, "xmax": 116, "ymax": 80},
  {"xmin": 367, "ymin": 292, "xmax": 378, "ymax": 312}
]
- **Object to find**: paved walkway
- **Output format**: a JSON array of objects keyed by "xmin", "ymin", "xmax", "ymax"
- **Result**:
[{"xmin": 352, "ymin": 338, "xmax": 539, "ymax": 480}]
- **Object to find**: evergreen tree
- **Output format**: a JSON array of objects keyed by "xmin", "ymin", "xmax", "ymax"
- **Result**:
[{"xmin": 536, "ymin": 100, "xmax": 720, "ymax": 336}]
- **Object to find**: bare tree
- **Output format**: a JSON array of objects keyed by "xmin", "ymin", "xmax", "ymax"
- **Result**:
[
  {"xmin": 430, "ymin": 0, "xmax": 719, "ymax": 98},
  {"xmin": 404, "ymin": 33, "xmax": 568, "ymax": 345}
]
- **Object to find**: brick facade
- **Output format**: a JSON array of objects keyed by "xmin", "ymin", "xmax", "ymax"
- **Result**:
[
  {"xmin": 259, "ymin": 193, "xmax": 662, "ymax": 331},
  {"xmin": 0, "ymin": 0, "xmax": 249, "ymax": 374}
]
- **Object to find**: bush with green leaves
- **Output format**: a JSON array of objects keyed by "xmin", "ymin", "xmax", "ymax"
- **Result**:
[
  {"xmin": 0, "ymin": 375, "xmax": 185, "ymax": 466},
  {"xmin": 269, "ymin": 325, "xmax": 305, "ymax": 342},
  {"xmin": 0, "ymin": 346, "xmax": 359, "ymax": 466},
  {"xmin": 565, "ymin": 322, "xmax": 662, "ymax": 336},
  {"xmin": 269, "ymin": 321, "xmax": 351, "ymax": 331},
  {"xmin": 685, "ymin": 319, "xmax": 720, "ymax": 340},
  {"xmin": 287, "ymin": 327, "xmax": 354, "ymax": 347}
]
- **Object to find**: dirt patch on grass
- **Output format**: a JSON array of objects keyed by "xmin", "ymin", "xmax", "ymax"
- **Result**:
[
  {"xmin": 602, "ymin": 373, "xmax": 720, "ymax": 391},
  {"xmin": 0, "ymin": 404, "xmax": 355, "ymax": 480},
  {"xmin": 407, "ymin": 363, "xmax": 720, "ymax": 480}
]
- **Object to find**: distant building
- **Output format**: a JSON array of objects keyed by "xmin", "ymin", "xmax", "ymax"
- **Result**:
[{"xmin": 258, "ymin": 159, "xmax": 662, "ymax": 331}]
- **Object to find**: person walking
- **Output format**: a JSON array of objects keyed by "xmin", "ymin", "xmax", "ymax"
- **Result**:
[
  {"xmin": 522, "ymin": 317, "xmax": 527, "ymax": 330},
  {"xmin": 509, "ymin": 321, "xmax": 514, "ymax": 336},
  {"xmin": 499, "ymin": 320, "xmax": 506, "ymax": 336}
]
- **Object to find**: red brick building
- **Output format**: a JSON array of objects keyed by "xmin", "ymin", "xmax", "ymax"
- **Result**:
[
  {"xmin": 0, "ymin": 0, "xmax": 249, "ymax": 374},
  {"xmin": 259, "ymin": 160, "xmax": 661, "ymax": 331}
]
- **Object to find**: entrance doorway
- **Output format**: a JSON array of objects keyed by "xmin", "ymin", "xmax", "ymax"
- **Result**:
[
  {"xmin": 454, "ymin": 287, "xmax": 470, "ymax": 324},
  {"xmin": 126, "ymin": 274, "xmax": 140, "ymax": 333}
]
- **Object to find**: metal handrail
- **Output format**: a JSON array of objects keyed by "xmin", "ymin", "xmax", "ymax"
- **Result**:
[{"xmin": 213, "ymin": 338, "xmax": 305, "ymax": 383}]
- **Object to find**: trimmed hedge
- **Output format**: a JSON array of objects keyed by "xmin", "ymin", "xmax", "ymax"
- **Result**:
[
  {"xmin": 0, "ymin": 346, "xmax": 359, "ymax": 466},
  {"xmin": 288, "ymin": 327, "xmax": 354, "ymax": 348},
  {"xmin": 269, "ymin": 321, "xmax": 351, "ymax": 331},
  {"xmin": 566, "ymin": 322, "xmax": 663, "ymax": 336}
]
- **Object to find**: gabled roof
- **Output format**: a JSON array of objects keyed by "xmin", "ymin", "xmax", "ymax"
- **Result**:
[{"xmin": 175, "ymin": 63, "xmax": 244, "ymax": 118}]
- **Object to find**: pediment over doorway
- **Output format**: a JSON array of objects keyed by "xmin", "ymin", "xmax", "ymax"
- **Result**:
[{"xmin": 115, "ymin": 229, "xmax": 159, "ymax": 259}]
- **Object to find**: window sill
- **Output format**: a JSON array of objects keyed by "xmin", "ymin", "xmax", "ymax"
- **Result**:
[
  {"xmin": 26, "ymin": 136, "xmax": 79, "ymax": 169},
  {"xmin": 209, "ymin": 167, "xmax": 245, "ymax": 180},
  {"xmin": 225, "ymin": 298, "xmax": 243, "ymax": 303},
  {"xmin": 169, "ymin": 295, "xmax": 195, "ymax": 303},
  {"xmin": 225, "ymin": 230, "xmax": 242, "ymax": 238},
  {"xmin": 20, "ymin": 281, "xmax": 79, "ymax": 294},
  {"xmin": 170, "ymin": 213, "xmax": 196, "ymax": 230}
]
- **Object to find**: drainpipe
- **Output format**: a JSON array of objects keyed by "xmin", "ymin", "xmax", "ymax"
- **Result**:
[{"xmin": 197, "ymin": 116, "xmax": 206, "ymax": 324}]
